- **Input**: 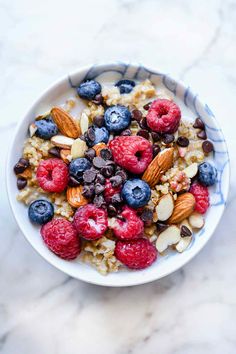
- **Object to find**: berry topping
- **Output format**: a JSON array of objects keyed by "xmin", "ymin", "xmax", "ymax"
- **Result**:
[
  {"xmin": 115, "ymin": 79, "xmax": 135, "ymax": 94},
  {"xmin": 77, "ymin": 80, "xmax": 101, "ymax": 100},
  {"xmin": 69, "ymin": 158, "xmax": 92, "ymax": 183},
  {"xmin": 121, "ymin": 179, "xmax": 151, "ymax": 208},
  {"xmin": 73, "ymin": 204, "xmax": 108, "ymax": 240},
  {"xmin": 35, "ymin": 116, "xmax": 58, "ymax": 140},
  {"xmin": 104, "ymin": 105, "xmax": 131, "ymax": 132},
  {"xmin": 104, "ymin": 179, "xmax": 121, "ymax": 202},
  {"xmin": 198, "ymin": 162, "xmax": 217, "ymax": 186},
  {"xmin": 85, "ymin": 126, "xmax": 109, "ymax": 147},
  {"xmin": 111, "ymin": 206, "xmax": 144, "ymax": 240},
  {"xmin": 108, "ymin": 136, "xmax": 153, "ymax": 174},
  {"xmin": 28, "ymin": 200, "xmax": 54, "ymax": 225},
  {"xmin": 190, "ymin": 183, "xmax": 210, "ymax": 214},
  {"xmin": 41, "ymin": 218, "xmax": 81, "ymax": 260},
  {"xmin": 146, "ymin": 99, "xmax": 181, "ymax": 134},
  {"xmin": 36, "ymin": 158, "xmax": 69, "ymax": 193},
  {"xmin": 115, "ymin": 238, "xmax": 157, "ymax": 270}
]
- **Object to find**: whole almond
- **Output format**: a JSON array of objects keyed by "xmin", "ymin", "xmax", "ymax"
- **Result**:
[
  {"xmin": 168, "ymin": 193, "xmax": 195, "ymax": 224},
  {"xmin": 51, "ymin": 135, "xmax": 75, "ymax": 149},
  {"xmin": 142, "ymin": 148, "xmax": 174, "ymax": 187},
  {"xmin": 60, "ymin": 149, "xmax": 72, "ymax": 164},
  {"xmin": 51, "ymin": 107, "xmax": 81, "ymax": 138},
  {"xmin": 67, "ymin": 186, "xmax": 88, "ymax": 208}
]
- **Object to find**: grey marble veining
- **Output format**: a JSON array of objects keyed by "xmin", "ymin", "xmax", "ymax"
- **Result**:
[{"xmin": 0, "ymin": 0, "xmax": 236, "ymax": 353}]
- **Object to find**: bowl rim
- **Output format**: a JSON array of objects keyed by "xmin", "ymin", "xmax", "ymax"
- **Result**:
[{"xmin": 6, "ymin": 61, "xmax": 230, "ymax": 287}]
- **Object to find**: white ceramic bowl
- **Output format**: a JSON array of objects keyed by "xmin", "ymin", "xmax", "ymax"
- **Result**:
[{"xmin": 6, "ymin": 63, "xmax": 230, "ymax": 287}]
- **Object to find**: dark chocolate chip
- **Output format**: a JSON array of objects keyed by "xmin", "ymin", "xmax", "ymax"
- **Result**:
[
  {"xmin": 82, "ymin": 184, "xmax": 95, "ymax": 199},
  {"xmin": 14, "ymin": 158, "xmax": 30, "ymax": 175},
  {"xmin": 107, "ymin": 204, "xmax": 117, "ymax": 217},
  {"xmin": 151, "ymin": 132, "xmax": 161, "ymax": 142},
  {"xmin": 140, "ymin": 209, "xmax": 153, "ymax": 226},
  {"xmin": 68, "ymin": 176, "xmax": 81, "ymax": 187},
  {"xmin": 93, "ymin": 194, "xmax": 106, "ymax": 208},
  {"xmin": 115, "ymin": 169, "xmax": 127, "ymax": 182},
  {"xmin": 95, "ymin": 183, "xmax": 105, "ymax": 195},
  {"xmin": 137, "ymin": 129, "xmax": 149, "ymax": 140},
  {"xmin": 84, "ymin": 148, "xmax": 96, "ymax": 161},
  {"xmin": 202, "ymin": 140, "xmax": 214, "ymax": 153},
  {"xmin": 93, "ymin": 115, "xmax": 105, "ymax": 127},
  {"xmin": 110, "ymin": 175, "xmax": 123, "ymax": 187},
  {"xmin": 101, "ymin": 165, "xmax": 114, "ymax": 178},
  {"xmin": 87, "ymin": 127, "xmax": 96, "ymax": 142},
  {"xmin": 193, "ymin": 117, "xmax": 205, "ymax": 130},
  {"xmin": 48, "ymin": 147, "xmax": 61, "ymax": 158},
  {"xmin": 197, "ymin": 130, "xmax": 207, "ymax": 140},
  {"xmin": 92, "ymin": 94, "xmax": 103, "ymax": 105},
  {"xmin": 83, "ymin": 169, "xmax": 97, "ymax": 183},
  {"xmin": 143, "ymin": 102, "xmax": 152, "ymax": 110},
  {"xmin": 100, "ymin": 148, "xmax": 112, "ymax": 160},
  {"xmin": 162, "ymin": 134, "xmax": 175, "ymax": 145},
  {"xmin": 177, "ymin": 136, "xmax": 189, "ymax": 147},
  {"xmin": 153, "ymin": 145, "xmax": 161, "ymax": 157},
  {"xmin": 131, "ymin": 109, "xmax": 143, "ymax": 122},
  {"xmin": 93, "ymin": 156, "xmax": 106, "ymax": 169},
  {"xmin": 120, "ymin": 129, "xmax": 131, "ymax": 136},
  {"xmin": 96, "ymin": 173, "xmax": 106, "ymax": 185},
  {"xmin": 180, "ymin": 225, "xmax": 192, "ymax": 237},
  {"xmin": 156, "ymin": 222, "xmax": 168, "ymax": 234},
  {"xmin": 17, "ymin": 177, "xmax": 27, "ymax": 190},
  {"xmin": 139, "ymin": 117, "xmax": 148, "ymax": 129}
]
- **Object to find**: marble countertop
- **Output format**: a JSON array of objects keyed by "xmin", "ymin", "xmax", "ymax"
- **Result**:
[{"xmin": 1, "ymin": 0, "xmax": 236, "ymax": 353}]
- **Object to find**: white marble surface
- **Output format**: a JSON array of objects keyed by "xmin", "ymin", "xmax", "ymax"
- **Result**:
[{"xmin": 1, "ymin": 0, "xmax": 236, "ymax": 353}]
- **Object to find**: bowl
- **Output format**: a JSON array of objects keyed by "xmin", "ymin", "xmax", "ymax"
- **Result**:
[{"xmin": 6, "ymin": 62, "xmax": 230, "ymax": 287}]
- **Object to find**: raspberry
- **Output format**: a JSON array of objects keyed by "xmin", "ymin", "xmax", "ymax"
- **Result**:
[
  {"xmin": 115, "ymin": 238, "xmax": 157, "ymax": 270},
  {"xmin": 41, "ymin": 218, "xmax": 81, "ymax": 260},
  {"xmin": 104, "ymin": 179, "xmax": 121, "ymax": 202},
  {"xmin": 146, "ymin": 99, "xmax": 181, "ymax": 134},
  {"xmin": 108, "ymin": 136, "xmax": 153, "ymax": 174},
  {"xmin": 112, "ymin": 206, "xmax": 144, "ymax": 240},
  {"xmin": 189, "ymin": 183, "xmax": 210, "ymax": 214},
  {"xmin": 73, "ymin": 204, "xmax": 108, "ymax": 240},
  {"xmin": 36, "ymin": 158, "xmax": 69, "ymax": 193}
]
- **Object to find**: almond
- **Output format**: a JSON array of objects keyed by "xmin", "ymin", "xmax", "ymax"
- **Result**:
[
  {"xmin": 168, "ymin": 192, "xmax": 195, "ymax": 224},
  {"xmin": 155, "ymin": 193, "xmax": 174, "ymax": 221},
  {"xmin": 184, "ymin": 163, "xmax": 198, "ymax": 178},
  {"xmin": 60, "ymin": 149, "xmax": 72, "ymax": 164},
  {"xmin": 51, "ymin": 107, "xmax": 81, "ymax": 138},
  {"xmin": 93, "ymin": 143, "xmax": 107, "ymax": 156},
  {"xmin": 156, "ymin": 225, "xmax": 181, "ymax": 253},
  {"xmin": 188, "ymin": 212, "xmax": 205, "ymax": 229},
  {"xmin": 175, "ymin": 236, "xmax": 192, "ymax": 253},
  {"xmin": 67, "ymin": 186, "xmax": 88, "ymax": 208},
  {"xmin": 142, "ymin": 148, "xmax": 174, "ymax": 187},
  {"xmin": 80, "ymin": 112, "xmax": 89, "ymax": 134},
  {"xmin": 51, "ymin": 135, "xmax": 75, "ymax": 149},
  {"xmin": 71, "ymin": 138, "xmax": 88, "ymax": 159},
  {"xmin": 29, "ymin": 123, "xmax": 37, "ymax": 137}
]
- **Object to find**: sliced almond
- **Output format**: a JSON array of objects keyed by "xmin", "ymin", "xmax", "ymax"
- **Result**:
[
  {"xmin": 156, "ymin": 225, "xmax": 181, "ymax": 253},
  {"xmin": 71, "ymin": 138, "xmax": 88, "ymax": 159},
  {"xmin": 168, "ymin": 193, "xmax": 195, "ymax": 224},
  {"xmin": 142, "ymin": 148, "xmax": 174, "ymax": 188},
  {"xmin": 156, "ymin": 193, "xmax": 174, "ymax": 221},
  {"xmin": 51, "ymin": 135, "xmax": 74, "ymax": 149},
  {"xmin": 51, "ymin": 107, "xmax": 81, "ymax": 138},
  {"xmin": 60, "ymin": 149, "xmax": 72, "ymax": 164},
  {"xmin": 80, "ymin": 112, "xmax": 89, "ymax": 134},
  {"xmin": 175, "ymin": 236, "xmax": 192, "ymax": 253},
  {"xmin": 67, "ymin": 186, "xmax": 88, "ymax": 208},
  {"xmin": 29, "ymin": 123, "xmax": 37, "ymax": 137},
  {"xmin": 184, "ymin": 163, "xmax": 198, "ymax": 178},
  {"xmin": 189, "ymin": 212, "xmax": 205, "ymax": 229}
]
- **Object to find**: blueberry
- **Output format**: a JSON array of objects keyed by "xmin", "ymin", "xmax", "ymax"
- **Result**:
[
  {"xmin": 115, "ymin": 79, "xmax": 136, "ymax": 94},
  {"xmin": 35, "ymin": 116, "xmax": 58, "ymax": 140},
  {"xmin": 198, "ymin": 162, "xmax": 217, "ymax": 186},
  {"xmin": 69, "ymin": 158, "xmax": 92, "ymax": 182},
  {"xmin": 85, "ymin": 126, "xmax": 109, "ymax": 147},
  {"xmin": 77, "ymin": 80, "xmax": 101, "ymax": 100},
  {"xmin": 28, "ymin": 200, "xmax": 54, "ymax": 225},
  {"xmin": 121, "ymin": 179, "xmax": 151, "ymax": 208},
  {"xmin": 104, "ymin": 105, "xmax": 131, "ymax": 132}
]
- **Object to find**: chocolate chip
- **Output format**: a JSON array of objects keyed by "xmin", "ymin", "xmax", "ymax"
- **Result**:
[
  {"xmin": 100, "ymin": 148, "xmax": 112, "ymax": 160},
  {"xmin": 131, "ymin": 109, "xmax": 143, "ymax": 122},
  {"xmin": 177, "ymin": 136, "xmax": 189, "ymax": 147},
  {"xmin": 140, "ymin": 209, "xmax": 153, "ymax": 226},
  {"xmin": 193, "ymin": 117, "xmax": 205, "ymax": 130},
  {"xmin": 14, "ymin": 158, "xmax": 30, "ymax": 175},
  {"xmin": 101, "ymin": 165, "xmax": 114, "ymax": 178},
  {"xmin": 68, "ymin": 176, "xmax": 81, "ymax": 187},
  {"xmin": 120, "ymin": 129, "xmax": 131, "ymax": 136},
  {"xmin": 84, "ymin": 148, "xmax": 96, "ymax": 161},
  {"xmin": 139, "ymin": 117, "xmax": 148, "ymax": 130},
  {"xmin": 110, "ymin": 175, "xmax": 123, "ymax": 187},
  {"xmin": 95, "ymin": 183, "xmax": 105, "ymax": 195},
  {"xmin": 82, "ymin": 184, "xmax": 95, "ymax": 199},
  {"xmin": 202, "ymin": 140, "xmax": 214, "ymax": 154},
  {"xmin": 17, "ymin": 177, "xmax": 27, "ymax": 190},
  {"xmin": 156, "ymin": 222, "xmax": 168, "ymax": 234},
  {"xmin": 93, "ymin": 194, "xmax": 106, "ymax": 208},
  {"xmin": 83, "ymin": 169, "xmax": 97, "ymax": 183},
  {"xmin": 92, "ymin": 94, "xmax": 103, "ymax": 105},
  {"xmin": 137, "ymin": 129, "xmax": 149, "ymax": 140},
  {"xmin": 111, "ymin": 193, "xmax": 122, "ymax": 204},
  {"xmin": 180, "ymin": 225, "xmax": 192, "ymax": 237},
  {"xmin": 107, "ymin": 204, "xmax": 117, "ymax": 217},
  {"xmin": 48, "ymin": 147, "xmax": 61, "ymax": 158},
  {"xmin": 93, "ymin": 115, "xmax": 104, "ymax": 127},
  {"xmin": 153, "ymin": 145, "xmax": 161, "ymax": 157},
  {"xmin": 143, "ymin": 102, "xmax": 152, "ymax": 110},
  {"xmin": 115, "ymin": 169, "xmax": 127, "ymax": 182},
  {"xmin": 162, "ymin": 134, "xmax": 175, "ymax": 144},
  {"xmin": 87, "ymin": 127, "xmax": 96, "ymax": 142},
  {"xmin": 151, "ymin": 132, "xmax": 161, "ymax": 142},
  {"xmin": 93, "ymin": 156, "xmax": 106, "ymax": 169},
  {"xmin": 197, "ymin": 130, "xmax": 207, "ymax": 140},
  {"xmin": 96, "ymin": 173, "xmax": 106, "ymax": 185}
]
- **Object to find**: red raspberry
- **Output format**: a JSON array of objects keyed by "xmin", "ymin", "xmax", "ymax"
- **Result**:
[
  {"xmin": 36, "ymin": 158, "xmax": 69, "ymax": 193},
  {"xmin": 189, "ymin": 183, "xmax": 210, "ymax": 214},
  {"xmin": 146, "ymin": 99, "xmax": 181, "ymax": 133},
  {"xmin": 111, "ymin": 206, "xmax": 144, "ymax": 240},
  {"xmin": 104, "ymin": 179, "xmax": 121, "ymax": 202},
  {"xmin": 108, "ymin": 136, "xmax": 153, "ymax": 174},
  {"xmin": 115, "ymin": 238, "xmax": 157, "ymax": 270},
  {"xmin": 41, "ymin": 218, "xmax": 81, "ymax": 260},
  {"xmin": 73, "ymin": 204, "xmax": 108, "ymax": 240}
]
